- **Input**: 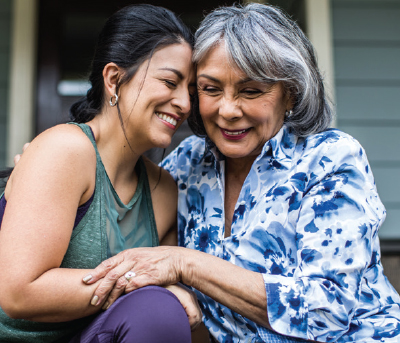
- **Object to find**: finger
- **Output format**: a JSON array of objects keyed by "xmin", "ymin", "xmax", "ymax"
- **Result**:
[
  {"xmin": 190, "ymin": 303, "xmax": 203, "ymax": 330},
  {"xmin": 13, "ymin": 154, "xmax": 21, "ymax": 166},
  {"xmin": 91, "ymin": 262, "xmax": 135, "ymax": 305},
  {"xmin": 101, "ymin": 275, "xmax": 129, "ymax": 310},
  {"xmin": 22, "ymin": 142, "xmax": 30, "ymax": 152},
  {"xmin": 124, "ymin": 273, "xmax": 157, "ymax": 293},
  {"xmin": 83, "ymin": 254, "xmax": 126, "ymax": 284}
]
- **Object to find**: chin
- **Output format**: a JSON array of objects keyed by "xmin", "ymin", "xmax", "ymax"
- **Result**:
[
  {"xmin": 220, "ymin": 149, "xmax": 249, "ymax": 159},
  {"xmin": 152, "ymin": 136, "xmax": 173, "ymax": 150}
]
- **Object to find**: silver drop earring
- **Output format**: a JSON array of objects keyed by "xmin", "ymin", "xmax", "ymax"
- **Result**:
[{"xmin": 109, "ymin": 94, "xmax": 119, "ymax": 107}]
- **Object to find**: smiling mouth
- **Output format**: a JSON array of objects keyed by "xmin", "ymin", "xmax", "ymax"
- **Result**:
[
  {"xmin": 220, "ymin": 128, "xmax": 250, "ymax": 140},
  {"xmin": 156, "ymin": 112, "xmax": 178, "ymax": 127},
  {"xmin": 223, "ymin": 129, "xmax": 247, "ymax": 136}
]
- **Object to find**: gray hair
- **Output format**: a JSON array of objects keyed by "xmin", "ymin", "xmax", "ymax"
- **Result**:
[{"xmin": 189, "ymin": 3, "xmax": 333, "ymax": 138}]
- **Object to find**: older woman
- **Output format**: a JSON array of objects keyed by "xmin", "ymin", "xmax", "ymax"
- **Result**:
[{"xmin": 79, "ymin": 3, "xmax": 400, "ymax": 342}]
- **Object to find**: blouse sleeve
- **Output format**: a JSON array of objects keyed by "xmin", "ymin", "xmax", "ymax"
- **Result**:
[{"xmin": 262, "ymin": 136, "xmax": 385, "ymax": 341}]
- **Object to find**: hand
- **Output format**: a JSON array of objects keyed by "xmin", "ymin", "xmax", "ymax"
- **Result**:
[
  {"xmin": 83, "ymin": 246, "xmax": 183, "ymax": 308},
  {"xmin": 14, "ymin": 142, "xmax": 30, "ymax": 165},
  {"xmin": 164, "ymin": 283, "xmax": 202, "ymax": 331}
]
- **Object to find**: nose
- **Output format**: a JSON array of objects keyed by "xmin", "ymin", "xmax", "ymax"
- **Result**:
[
  {"xmin": 218, "ymin": 96, "xmax": 242, "ymax": 121},
  {"xmin": 171, "ymin": 88, "xmax": 191, "ymax": 116}
]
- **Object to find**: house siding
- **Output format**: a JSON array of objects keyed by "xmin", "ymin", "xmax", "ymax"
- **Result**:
[{"xmin": 332, "ymin": 0, "xmax": 400, "ymax": 240}]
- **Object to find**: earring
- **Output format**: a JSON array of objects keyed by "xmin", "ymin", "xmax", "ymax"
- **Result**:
[
  {"xmin": 109, "ymin": 94, "xmax": 118, "ymax": 107},
  {"xmin": 285, "ymin": 109, "xmax": 293, "ymax": 117}
]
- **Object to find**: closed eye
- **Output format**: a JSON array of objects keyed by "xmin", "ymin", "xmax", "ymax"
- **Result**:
[
  {"xmin": 242, "ymin": 88, "xmax": 262, "ymax": 94},
  {"xmin": 164, "ymin": 80, "xmax": 177, "ymax": 88},
  {"xmin": 198, "ymin": 85, "xmax": 221, "ymax": 96}
]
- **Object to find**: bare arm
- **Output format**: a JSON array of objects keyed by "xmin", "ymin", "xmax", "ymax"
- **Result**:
[{"xmin": 0, "ymin": 125, "xmax": 103, "ymax": 322}]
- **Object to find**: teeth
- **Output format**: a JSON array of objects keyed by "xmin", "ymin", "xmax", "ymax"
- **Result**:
[
  {"xmin": 156, "ymin": 112, "xmax": 177, "ymax": 126},
  {"xmin": 224, "ymin": 129, "xmax": 246, "ymax": 135}
]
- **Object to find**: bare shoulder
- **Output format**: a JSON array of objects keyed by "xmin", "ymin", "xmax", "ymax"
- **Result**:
[
  {"xmin": 32, "ymin": 124, "xmax": 95, "ymax": 154},
  {"xmin": 5, "ymin": 124, "xmax": 96, "ymax": 202},
  {"xmin": 142, "ymin": 156, "xmax": 178, "ymax": 241}
]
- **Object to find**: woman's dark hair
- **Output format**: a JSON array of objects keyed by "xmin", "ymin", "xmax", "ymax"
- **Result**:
[
  {"xmin": 70, "ymin": 4, "xmax": 193, "ymax": 123},
  {"xmin": 0, "ymin": 5, "xmax": 193, "ymax": 186}
]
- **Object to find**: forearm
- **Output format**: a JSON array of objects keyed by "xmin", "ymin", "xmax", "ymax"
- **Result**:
[
  {"xmin": 178, "ymin": 248, "xmax": 270, "ymax": 329},
  {"xmin": 2, "ymin": 268, "xmax": 102, "ymax": 322}
]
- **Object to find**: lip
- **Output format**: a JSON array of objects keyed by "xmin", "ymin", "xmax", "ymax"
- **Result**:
[
  {"xmin": 155, "ymin": 111, "xmax": 181, "ymax": 130},
  {"xmin": 220, "ymin": 127, "xmax": 250, "ymax": 140}
]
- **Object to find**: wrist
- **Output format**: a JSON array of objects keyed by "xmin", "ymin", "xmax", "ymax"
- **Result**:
[{"xmin": 174, "ymin": 247, "xmax": 194, "ymax": 286}]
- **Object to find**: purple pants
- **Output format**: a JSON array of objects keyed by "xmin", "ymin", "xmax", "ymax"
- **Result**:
[{"xmin": 70, "ymin": 286, "xmax": 192, "ymax": 343}]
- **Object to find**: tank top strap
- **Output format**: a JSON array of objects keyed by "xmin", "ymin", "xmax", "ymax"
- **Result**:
[{"xmin": 68, "ymin": 122, "xmax": 104, "ymax": 171}]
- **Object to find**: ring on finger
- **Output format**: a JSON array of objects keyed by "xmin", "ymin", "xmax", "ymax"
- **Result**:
[{"xmin": 124, "ymin": 271, "xmax": 136, "ymax": 281}]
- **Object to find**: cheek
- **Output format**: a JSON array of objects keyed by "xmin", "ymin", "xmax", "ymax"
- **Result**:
[{"xmin": 198, "ymin": 95, "xmax": 218, "ymax": 115}]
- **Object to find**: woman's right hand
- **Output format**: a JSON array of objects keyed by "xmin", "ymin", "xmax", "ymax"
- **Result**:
[{"xmin": 14, "ymin": 142, "xmax": 30, "ymax": 165}]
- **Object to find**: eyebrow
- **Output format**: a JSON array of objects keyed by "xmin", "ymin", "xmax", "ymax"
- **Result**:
[
  {"xmin": 197, "ymin": 74, "xmax": 254, "ymax": 85},
  {"xmin": 197, "ymin": 74, "xmax": 219, "ymax": 83},
  {"xmin": 159, "ymin": 68, "xmax": 183, "ymax": 80}
]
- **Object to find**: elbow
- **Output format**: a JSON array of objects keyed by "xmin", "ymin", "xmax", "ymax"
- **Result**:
[
  {"xmin": 0, "ymin": 302, "xmax": 22, "ymax": 320},
  {"xmin": 0, "ymin": 289, "xmax": 33, "ymax": 320},
  {"xmin": 0, "ymin": 299, "xmax": 26, "ymax": 320}
]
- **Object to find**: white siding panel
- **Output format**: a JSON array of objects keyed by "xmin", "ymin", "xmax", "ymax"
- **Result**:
[
  {"xmin": 333, "ymin": 6, "xmax": 400, "ymax": 41},
  {"xmin": 336, "ymin": 86, "xmax": 400, "ymax": 120},
  {"xmin": 335, "ymin": 46, "xmax": 400, "ymax": 81}
]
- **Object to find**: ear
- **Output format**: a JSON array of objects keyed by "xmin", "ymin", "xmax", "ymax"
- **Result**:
[
  {"xmin": 283, "ymin": 86, "xmax": 295, "ymax": 112},
  {"xmin": 103, "ymin": 62, "xmax": 121, "ymax": 97}
]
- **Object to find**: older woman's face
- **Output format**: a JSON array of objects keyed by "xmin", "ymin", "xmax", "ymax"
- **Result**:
[{"xmin": 197, "ymin": 43, "xmax": 289, "ymax": 161}]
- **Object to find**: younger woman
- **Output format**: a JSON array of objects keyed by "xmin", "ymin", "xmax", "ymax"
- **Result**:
[{"xmin": 0, "ymin": 4, "xmax": 199, "ymax": 342}]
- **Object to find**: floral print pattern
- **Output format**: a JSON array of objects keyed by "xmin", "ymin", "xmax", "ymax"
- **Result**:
[{"xmin": 161, "ymin": 125, "xmax": 400, "ymax": 342}]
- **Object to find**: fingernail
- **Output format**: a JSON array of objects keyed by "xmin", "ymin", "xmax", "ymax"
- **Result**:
[
  {"xmin": 102, "ymin": 302, "xmax": 110, "ymax": 311},
  {"xmin": 83, "ymin": 274, "xmax": 93, "ymax": 283},
  {"xmin": 91, "ymin": 295, "xmax": 99, "ymax": 306}
]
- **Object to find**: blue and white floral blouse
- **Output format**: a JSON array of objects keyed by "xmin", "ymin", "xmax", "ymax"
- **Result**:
[{"xmin": 161, "ymin": 125, "xmax": 400, "ymax": 343}]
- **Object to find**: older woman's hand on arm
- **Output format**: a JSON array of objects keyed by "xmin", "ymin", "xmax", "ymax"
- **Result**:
[{"xmin": 82, "ymin": 245, "xmax": 271, "ymax": 330}]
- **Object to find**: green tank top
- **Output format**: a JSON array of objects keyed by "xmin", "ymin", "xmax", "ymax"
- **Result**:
[{"xmin": 0, "ymin": 123, "xmax": 159, "ymax": 342}]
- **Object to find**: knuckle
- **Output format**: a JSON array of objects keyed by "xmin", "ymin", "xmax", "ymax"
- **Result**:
[
  {"xmin": 107, "ymin": 270, "xmax": 121, "ymax": 281},
  {"xmin": 101, "ymin": 259, "xmax": 114, "ymax": 270},
  {"xmin": 96, "ymin": 287, "xmax": 108, "ymax": 297},
  {"xmin": 115, "ymin": 278, "xmax": 127, "ymax": 289}
]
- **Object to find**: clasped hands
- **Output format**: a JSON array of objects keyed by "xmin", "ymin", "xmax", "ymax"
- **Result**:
[{"xmin": 82, "ymin": 246, "xmax": 202, "ymax": 330}]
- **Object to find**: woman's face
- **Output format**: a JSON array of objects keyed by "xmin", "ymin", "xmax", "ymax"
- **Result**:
[
  {"xmin": 119, "ymin": 42, "xmax": 195, "ymax": 150},
  {"xmin": 196, "ymin": 43, "xmax": 289, "ymax": 161}
]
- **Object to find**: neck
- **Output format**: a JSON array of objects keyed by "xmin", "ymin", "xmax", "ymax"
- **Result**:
[
  {"xmin": 87, "ymin": 113, "xmax": 142, "ymax": 187},
  {"xmin": 225, "ymin": 155, "xmax": 256, "ymax": 183}
]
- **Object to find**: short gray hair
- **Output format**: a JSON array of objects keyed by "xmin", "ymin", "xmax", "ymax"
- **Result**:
[{"xmin": 189, "ymin": 3, "xmax": 333, "ymax": 137}]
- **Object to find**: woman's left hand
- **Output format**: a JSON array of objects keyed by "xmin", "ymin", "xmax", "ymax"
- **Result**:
[{"xmin": 83, "ymin": 246, "xmax": 183, "ymax": 308}]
